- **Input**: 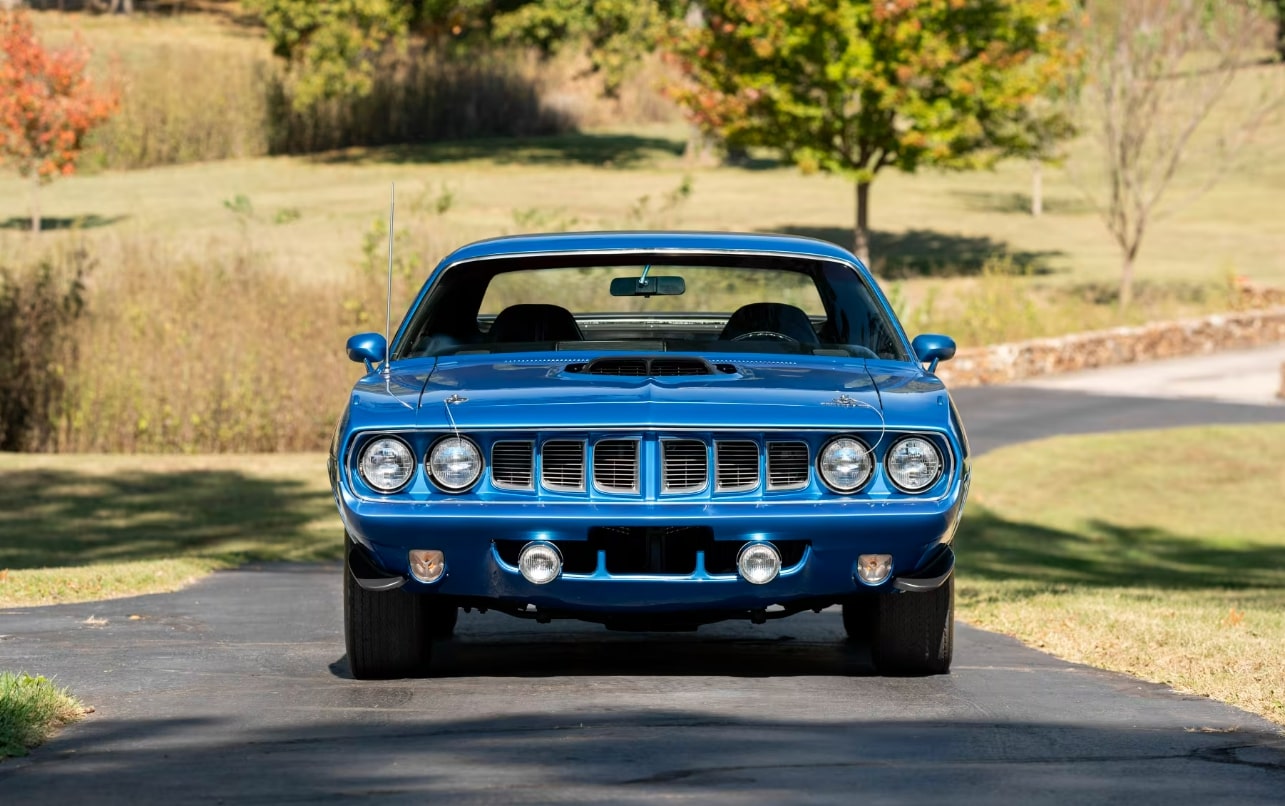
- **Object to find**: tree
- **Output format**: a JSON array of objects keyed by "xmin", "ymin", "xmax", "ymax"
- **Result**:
[
  {"xmin": 668, "ymin": 0, "xmax": 1077, "ymax": 266},
  {"xmin": 1275, "ymin": 0, "xmax": 1285, "ymax": 61},
  {"xmin": 249, "ymin": 0, "xmax": 687, "ymax": 107},
  {"xmin": 0, "ymin": 11, "xmax": 116, "ymax": 233},
  {"xmin": 250, "ymin": 0, "xmax": 416, "ymax": 110},
  {"xmin": 1075, "ymin": 0, "xmax": 1282, "ymax": 308},
  {"xmin": 492, "ymin": 0, "xmax": 686, "ymax": 96}
]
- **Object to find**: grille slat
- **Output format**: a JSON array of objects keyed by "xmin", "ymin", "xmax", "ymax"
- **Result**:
[
  {"xmin": 491, "ymin": 441, "xmax": 534, "ymax": 490},
  {"xmin": 593, "ymin": 440, "xmax": 639, "ymax": 493},
  {"xmin": 662, "ymin": 439, "xmax": 709, "ymax": 493},
  {"xmin": 767, "ymin": 442, "xmax": 810, "ymax": 491},
  {"xmin": 715, "ymin": 441, "xmax": 760, "ymax": 492},
  {"xmin": 541, "ymin": 440, "xmax": 585, "ymax": 491}
]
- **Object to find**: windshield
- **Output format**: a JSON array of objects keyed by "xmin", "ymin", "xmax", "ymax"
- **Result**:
[{"xmin": 397, "ymin": 253, "xmax": 909, "ymax": 361}]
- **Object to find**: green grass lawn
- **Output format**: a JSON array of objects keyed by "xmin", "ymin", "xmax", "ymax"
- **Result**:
[
  {"xmin": 2, "ymin": 119, "xmax": 1282, "ymax": 291},
  {"xmin": 0, "ymin": 672, "xmax": 84, "ymax": 760},
  {"xmin": 957, "ymin": 425, "xmax": 1285, "ymax": 726},
  {"xmin": 0, "ymin": 453, "xmax": 338, "ymax": 607}
]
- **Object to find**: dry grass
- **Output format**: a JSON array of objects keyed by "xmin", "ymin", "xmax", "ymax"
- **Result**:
[{"xmin": 957, "ymin": 425, "xmax": 1285, "ymax": 726}]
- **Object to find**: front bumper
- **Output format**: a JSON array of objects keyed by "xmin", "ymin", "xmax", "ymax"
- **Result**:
[{"xmin": 338, "ymin": 486, "xmax": 966, "ymax": 614}]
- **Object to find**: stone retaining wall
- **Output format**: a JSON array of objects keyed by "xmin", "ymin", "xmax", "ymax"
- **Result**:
[{"xmin": 935, "ymin": 307, "xmax": 1285, "ymax": 388}]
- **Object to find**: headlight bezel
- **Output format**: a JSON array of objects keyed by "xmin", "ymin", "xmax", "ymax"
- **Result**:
[
  {"xmin": 884, "ymin": 436, "xmax": 945, "ymax": 494},
  {"xmin": 357, "ymin": 435, "xmax": 417, "ymax": 494},
  {"xmin": 426, "ymin": 435, "xmax": 484, "ymax": 493},
  {"xmin": 817, "ymin": 436, "xmax": 876, "ymax": 494}
]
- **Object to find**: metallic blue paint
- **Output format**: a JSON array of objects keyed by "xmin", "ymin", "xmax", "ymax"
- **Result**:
[
  {"xmin": 912, "ymin": 334, "xmax": 958, "ymax": 368},
  {"xmin": 329, "ymin": 232, "xmax": 969, "ymax": 625},
  {"xmin": 346, "ymin": 332, "xmax": 387, "ymax": 367}
]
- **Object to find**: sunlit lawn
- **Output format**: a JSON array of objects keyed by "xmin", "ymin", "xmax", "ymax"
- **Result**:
[
  {"xmin": 0, "ymin": 453, "xmax": 337, "ymax": 607},
  {"xmin": 957, "ymin": 425, "xmax": 1285, "ymax": 726}
]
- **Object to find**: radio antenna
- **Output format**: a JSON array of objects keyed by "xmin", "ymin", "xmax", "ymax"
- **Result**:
[{"xmin": 383, "ymin": 182, "xmax": 395, "ymax": 377}]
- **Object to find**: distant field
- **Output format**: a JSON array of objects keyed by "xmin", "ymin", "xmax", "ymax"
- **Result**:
[
  {"xmin": 1, "ymin": 13, "xmax": 1281, "ymax": 454},
  {"xmin": 5, "ymin": 13, "xmax": 1285, "ymax": 290},
  {"xmin": 2, "ymin": 120, "xmax": 1283, "ymax": 289}
]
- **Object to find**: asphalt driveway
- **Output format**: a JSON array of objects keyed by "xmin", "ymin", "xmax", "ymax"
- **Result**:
[{"xmin": 2, "ymin": 369, "xmax": 1283, "ymax": 804}]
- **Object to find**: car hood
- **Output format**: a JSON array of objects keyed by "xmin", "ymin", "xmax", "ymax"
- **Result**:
[{"xmin": 409, "ymin": 354, "xmax": 898, "ymax": 431}]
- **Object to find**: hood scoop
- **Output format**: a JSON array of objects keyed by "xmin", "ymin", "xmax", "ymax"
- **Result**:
[{"xmin": 564, "ymin": 356, "xmax": 735, "ymax": 377}]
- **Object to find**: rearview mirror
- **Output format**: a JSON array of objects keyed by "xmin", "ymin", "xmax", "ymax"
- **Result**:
[{"xmin": 610, "ymin": 275, "xmax": 686, "ymax": 297}]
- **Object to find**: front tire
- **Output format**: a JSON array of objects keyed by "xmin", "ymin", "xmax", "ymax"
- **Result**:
[
  {"xmin": 344, "ymin": 538, "xmax": 440, "ymax": 679},
  {"xmin": 869, "ymin": 576, "xmax": 954, "ymax": 676}
]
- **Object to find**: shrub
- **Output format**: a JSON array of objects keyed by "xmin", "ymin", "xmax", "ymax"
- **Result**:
[{"xmin": 0, "ymin": 250, "xmax": 89, "ymax": 451}]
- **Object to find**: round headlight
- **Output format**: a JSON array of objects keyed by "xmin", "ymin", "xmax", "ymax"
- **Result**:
[
  {"xmin": 818, "ymin": 437, "xmax": 874, "ymax": 493},
  {"xmin": 358, "ymin": 437, "xmax": 415, "ymax": 492},
  {"xmin": 885, "ymin": 437, "xmax": 943, "ymax": 493},
  {"xmin": 428, "ymin": 436, "xmax": 482, "ymax": 491}
]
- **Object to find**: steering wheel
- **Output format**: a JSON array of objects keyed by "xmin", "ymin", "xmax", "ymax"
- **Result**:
[{"xmin": 731, "ymin": 330, "xmax": 801, "ymax": 345}]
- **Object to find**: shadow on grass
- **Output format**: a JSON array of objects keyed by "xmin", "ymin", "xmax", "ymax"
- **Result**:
[
  {"xmin": 0, "ymin": 215, "xmax": 128, "ymax": 232},
  {"xmin": 0, "ymin": 467, "xmax": 337, "ymax": 569},
  {"xmin": 766, "ymin": 225, "xmax": 1061, "ymax": 277},
  {"xmin": 958, "ymin": 504, "xmax": 1285, "ymax": 592},
  {"xmin": 950, "ymin": 190, "xmax": 1094, "ymax": 216},
  {"xmin": 310, "ymin": 132, "xmax": 687, "ymax": 169}
]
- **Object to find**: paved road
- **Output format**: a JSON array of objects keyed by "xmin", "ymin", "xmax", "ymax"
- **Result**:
[{"xmin": 2, "ymin": 382, "xmax": 1284, "ymax": 804}]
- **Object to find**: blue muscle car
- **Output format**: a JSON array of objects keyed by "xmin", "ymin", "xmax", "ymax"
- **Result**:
[{"xmin": 330, "ymin": 231, "xmax": 969, "ymax": 678}]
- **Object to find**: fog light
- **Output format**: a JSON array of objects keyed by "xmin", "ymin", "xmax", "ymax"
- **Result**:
[
  {"xmin": 737, "ymin": 542, "xmax": 781, "ymax": 585},
  {"xmin": 518, "ymin": 542, "xmax": 562, "ymax": 585},
  {"xmin": 409, "ymin": 550, "xmax": 446, "ymax": 583},
  {"xmin": 856, "ymin": 554, "xmax": 893, "ymax": 586}
]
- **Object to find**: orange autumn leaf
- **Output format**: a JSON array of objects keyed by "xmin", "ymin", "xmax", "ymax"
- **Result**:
[{"xmin": 0, "ymin": 10, "xmax": 118, "ymax": 182}]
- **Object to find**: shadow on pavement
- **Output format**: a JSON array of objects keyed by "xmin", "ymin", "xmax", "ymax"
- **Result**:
[{"xmin": 5, "ymin": 710, "xmax": 1281, "ymax": 802}]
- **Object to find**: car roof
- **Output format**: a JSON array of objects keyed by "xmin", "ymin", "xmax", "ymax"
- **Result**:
[{"xmin": 437, "ymin": 231, "xmax": 865, "ymax": 269}]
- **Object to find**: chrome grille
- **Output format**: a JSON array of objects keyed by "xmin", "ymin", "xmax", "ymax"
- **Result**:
[
  {"xmin": 715, "ymin": 441, "xmax": 760, "ymax": 492},
  {"xmin": 490, "ymin": 441, "xmax": 534, "ymax": 490},
  {"xmin": 662, "ymin": 439, "xmax": 708, "ymax": 493},
  {"xmin": 592, "ymin": 439, "xmax": 639, "ymax": 493},
  {"xmin": 767, "ymin": 442, "xmax": 810, "ymax": 491},
  {"xmin": 541, "ymin": 440, "xmax": 585, "ymax": 491}
]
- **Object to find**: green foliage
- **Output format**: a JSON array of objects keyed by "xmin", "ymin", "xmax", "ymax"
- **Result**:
[
  {"xmin": 672, "ymin": 0, "xmax": 1076, "ymax": 180},
  {"xmin": 670, "ymin": 0, "xmax": 1078, "ymax": 259},
  {"xmin": 248, "ymin": 0, "xmax": 414, "ymax": 109},
  {"xmin": 248, "ymin": 0, "xmax": 685, "ymax": 106},
  {"xmin": 0, "ymin": 672, "xmax": 82, "ymax": 758},
  {"xmin": 492, "ymin": 0, "xmax": 685, "ymax": 95},
  {"xmin": 0, "ymin": 251, "xmax": 89, "ymax": 452}
]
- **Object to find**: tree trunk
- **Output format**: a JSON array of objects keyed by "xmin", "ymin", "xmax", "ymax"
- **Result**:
[
  {"xmin": 1031, "ymin": 161, "xmax": 1043, "ymax": 217},
  {"xmin": 1119, "ymin": 250, "xmax": 1136, "ymax": 310},
  {"xmin": 853, "ymin": 180, "xmax": 871, "ymax": 267},
  {"xmin": 30, "ymin": 176, "xmax": 40, "ymax": 235}
]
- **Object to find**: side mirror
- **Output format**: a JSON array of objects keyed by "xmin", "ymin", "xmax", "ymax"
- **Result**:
[
  {"xmin": 347, "ymin": 332, "xmax": 387, "ymax": 371},
  {"xmin": 911, "ymin": 334, "xmax": 956, "ymax": 373}
]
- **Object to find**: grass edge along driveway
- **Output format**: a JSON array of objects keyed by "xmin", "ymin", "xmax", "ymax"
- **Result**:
[
  {"xmin": 957, "ymin": 424, "xmax": 1285, "ymax": 728},
  {"xmin": 1, "ymin": 425, "xmax": 1283, "ymax": 728}
]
